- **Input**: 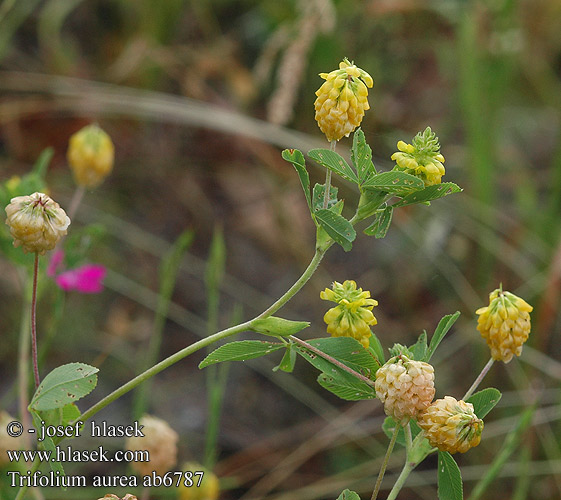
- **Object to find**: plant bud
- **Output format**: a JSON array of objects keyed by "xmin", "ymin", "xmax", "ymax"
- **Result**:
[
  {"xmin": 375, "ymin": 355, "xmax": 435, "ymax": 423},
  {"xmin": 5, "ymin": 192, "xmax": 70, "ymax": 254},
  {"xmin": 418, "ymin": 396, "xmax": 483, "ymax": 453},
  {"xmin": 125, "ymin": 415, "xmax": 178, "ymax": 476},
  {"xmin": 314, "ymin": 58, "xmax": 373, "ymax": 142},
  {"xmin": 476, "ymin": 288, "xmax": 533, "ymax": 363},
  {"xmin": 391, "ymin": 127, "xmax": 445, "ymax": 186},
  {"xmin": 320, "ymin": 280, "xmax": 378, "ymax": 348},
  {"xmin": 67, "ymin": 124, "xmax": 114, "ymax": 188}
]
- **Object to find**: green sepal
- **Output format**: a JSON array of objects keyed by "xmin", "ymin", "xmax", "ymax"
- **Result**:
[
  {"xmin": 282, "ymin": 149, "xmax": 312, "ymax": 213},
  {"xmin": 250, "ymin": 316, "xmax": 310, "ymax": 337},
  {"xmin": 308, "ymin": 148, "xmax": 359, "ymax": 184}
]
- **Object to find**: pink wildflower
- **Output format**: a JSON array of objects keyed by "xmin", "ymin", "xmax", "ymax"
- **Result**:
[{"xmin": 55, "ymin": 264, "xmax": 106, "ymax": 293}]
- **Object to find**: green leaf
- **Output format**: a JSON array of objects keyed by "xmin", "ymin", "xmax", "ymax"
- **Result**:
[
  {"xmin": 351, "ymin": 128, "xmax": 376, "ymax": 183},
  {"xmin": 37, "ymin": 404, "xmax": 82, "ymax": 445},
  {"xmin": 466, "ymin": 388, "xmax": 502, "ymax": 419},
  {"xmin": 312, "ymin": 182, "xmax": 338, "ymax": 212},
  {"xmin": 306, "ymin": 337, "xmax": 379, "ymax": 376},
  {"xmin": 362, "ymin": 171, "xmax": 425, "ymax": 194},
  {"xmin": 274, "ymin": 345, "xmax": 297, "ymax": 373},
  {"xmin": 29, "ymin": 363, "xmax": 99, "ymax": 411},
  {"xmin": 426, "ymin": 312, "xmax": 461, "ymax": 361},
  {"xmin": 438, "ymin": 451, "xmax": 463, "ymax": 500},
  {"xmin": 382, "ymin": 417, "xmax": 423, "ymax": 447},
  {"xmin": 282, "ymin": 149, "xmax": 311, "ymax": 212},
  {"xmin": 31, "ymin": 410, "xmax": 66, "ymax": 483},
  {"xmin": 251, "ymin": 316, "xmax": 310, "ymax": 337},
  {"xmin": 409, "ymin": 331, "xmax": 428, "ymax": 361},
  {"xmin": 199, "ymin": 341, "xmax": 284, "ymax": 368},
  {"xmin": 364, "ymin": 206, "xmax": 393, "ymax": 238},
  {"xmin": 317, "ymin": 372, "xmax": 376, "ymax": 400},
  {"xmin": 337, "ymin": 489, "xmax": 361, "ymax": 500},
  {"xmin": 315, "ymin": 209, "xmax": 356, "ymax": 252},
  {"xmin": 308, "ymin": 149, "xmax": 359, "ymax": 184},
  {"xmin": 394, "ymin": 182, "xmax": 463, "ymax": 207},
  {"xmin": 368, "ymin": 333, "xmax": 385, "ymax": 365}
]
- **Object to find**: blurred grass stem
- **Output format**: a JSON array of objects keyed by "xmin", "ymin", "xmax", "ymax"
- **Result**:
[
  {"xmin": 463, "ymin": 357, "xmax": 495, "ymax": 400},
  {"xmin": 67, "ymin": 186, "xmax": 85, "ymax": 219}
]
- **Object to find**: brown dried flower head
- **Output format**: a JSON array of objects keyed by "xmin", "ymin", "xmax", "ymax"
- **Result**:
[
  {"xmin": 125, "ymin": 415, "xmax": 178, "ymax": 476},
  {"xmin": 5, "ymin": 192, "xmax": 70, "ymax": 255}
]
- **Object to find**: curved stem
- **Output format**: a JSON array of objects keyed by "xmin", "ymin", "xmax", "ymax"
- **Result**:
[
  {"xmin": 463, "ymin": 357, "xmax": 495, "ymax": 400},
  {"xmin": 31, "ymin": 253, "xmax": 40, "ymax": 388},
  {"xmin": 371, "ymin": 424, "xmax": 400, "ymax": 500}
]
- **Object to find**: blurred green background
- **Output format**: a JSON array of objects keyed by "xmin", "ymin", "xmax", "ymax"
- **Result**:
[{"xmin": 1, "ymin": 0, "xmax": 560, "ymax": 499}]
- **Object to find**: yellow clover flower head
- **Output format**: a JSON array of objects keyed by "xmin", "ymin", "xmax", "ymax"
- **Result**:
[
  {"xmin": 125, "ymin": 415, "xmax": 178, "ymax": 476},
  {"xmin": 5, "ymin": 192, "xmax": 70, "ymax": 255},
  {"xmin": 177, "ymin": 462, "xmax": 220, "ymax": 500},
  {"xmin": 418, "ymin": 396, "xmax": 483, "ymax": 454},
  {"xmin": 67, "ymin": 124, "xmax": 114, "ymax": 188},
  {"xmin": 314, "ymin": 58, "xmax": 373, "ymax": 142},
  {"xmin": 374, "ymin": 355, "xmax": 435, "ymax": 424},
  {"xmin": 476, "ymin": 287, "xmax": 533, "ymax": 363},
  {"xmin": 391, "ymin": 127, "xmax": 445, "ymax": 186},
  {"xmin": 320, "ymin": 280, "xmax": 378, "ymax": 348}
]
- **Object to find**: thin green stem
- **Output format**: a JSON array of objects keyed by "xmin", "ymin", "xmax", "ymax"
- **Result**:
[
  {"xmin": 463, "ymin": 357, "xmax": 495, "ymax": 400},
  {"xmin": 31, "ymin": 253, "xmax": 40, "ymax": 388},
  {"xmin": 371, "ymin": 424, "xmax": 400, "ymax": 500},
  {"xmin": 14, "ymin": 458, "xmax": 41, "ymax": 500},
  {"xmin": 386, "ymin": 459, "xmax": 415, "ymax": 500},
  {"xmin": 404, "ymin": 422, "xmax": 413, "ymax": 453},
  {"xmin": 322, "ymin": 140, "xmax": 337, "ymax": 209},
  {"xmin": 18, "ymin": 268, "xmax": 32, "ymax": 453},
  {"xmin": 77, "ymin": 319, "xmax": 253, "ymax": 424},
  {"xmin": 67, "ymin": 185, "xmax": 85, "ymax": 219}
]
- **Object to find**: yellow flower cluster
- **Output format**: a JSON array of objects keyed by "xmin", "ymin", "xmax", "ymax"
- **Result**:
[
  {"xmin": 178, "ymin": 463, "xmax": 220, "ymax": 500},
  {"xmin": 125, "ymin": 415, "xmax": 178, "ymax": 476},
  {"xmin": 476, "ymin": 288, "xmax": 533, "ymax": 363},
  {"xmin": 5, "ymin": 192, "xmax": 70, "ymax": 254},
  {"xmin": 320, "ymin": 280, "xmax": 378, "ymax": 348},
  {"xmin": 314, "ymin": 59, "xmax": 373, "ymax": 142},
  {"xmin": 418, "ymin": 396, "xmax": 483, "ymax": 454},
  {"xmin": 391, "ymin": 127, "xmax": 445, "ymax": 186},
  {"xmin": 67, "ymin": 124, "xmax": 114, "ymax": 188},
  {"xmin": 374, "ymin": 355, "xmax": 435, "ymax": 424}
]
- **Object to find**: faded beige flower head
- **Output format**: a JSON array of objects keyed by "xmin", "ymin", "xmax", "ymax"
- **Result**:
[
  {"xmin": 375, "ymin": 355, "xmax": 435, "ymax": 424},
  {"xmin": 125, "ymin": 415, "xmax": 178, "ymax": 476},
  {"xmin": 418, "ymin": 396, "xmax": 483, "ymax": 454},
  {"xmin": 314, "ymin": 58, "xmax": 373, "ymax": 142},
  {"xmin": 5, "ymin": 192, "xmax": 70, "ymax": 255},
  {"xmin": 67, "ymin": 124, "xmax": 114, "ymax": 188},
  {"xmin": 476, "ymin": 287, "xmax": 533, "ymax": 363}
]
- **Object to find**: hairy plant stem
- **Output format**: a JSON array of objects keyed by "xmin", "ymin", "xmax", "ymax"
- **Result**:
[
  {"xmin": 322, "ymin": 140, "xmax": 337, "ymax": 209},
  {"xmin": 371, "ymin": 424, "xmax": 400, "ymax": 500},
  {"xmin": 31, "ymin": 253, "xmax": 40, "ymax": 388},
  {"xmin": 463, "ymin": 357, "xmax": 495, "ymax": 400}
]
